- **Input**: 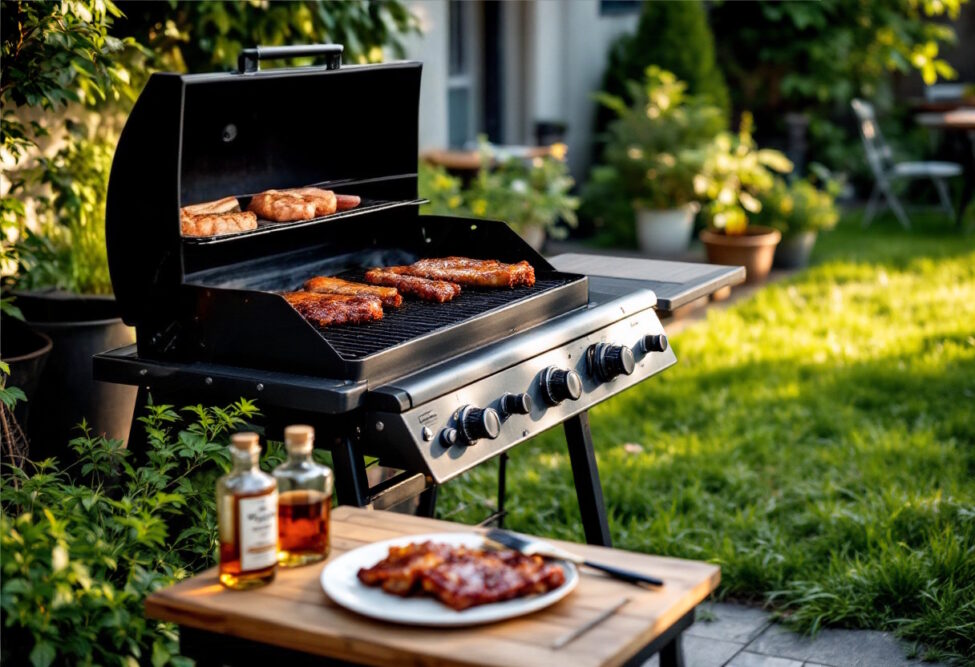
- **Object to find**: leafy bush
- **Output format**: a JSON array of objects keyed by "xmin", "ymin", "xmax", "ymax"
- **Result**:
[
  {"xmin": 693, "ymin": 113, "xmax": 793, "ymax": 234},
  {"xmin": 594, "ymin": 0, "xmax": 729, "ymax": 158},
  {"xmin": 753, "ymin": 170, "xmax": 841, "ymax": 237},
  {"xmin": 598, "ymin": 67, "xmax": 726, "ymax": 210},
  {"xmin": 0, "ymin": 399, "xmax": 268, "ymax": 666},
  {"xmin": 418, "ymin": 144, "xmax": 579, "ymax": 238}
]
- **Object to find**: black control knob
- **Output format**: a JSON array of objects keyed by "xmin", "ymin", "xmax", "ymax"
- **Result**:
[
  {"xmin": 458, "ymin": 405, "xmax": 501, "ymax": 445},
  {"xmin": 540, "ymin": 366, "xmax": 583, "ymax": 405},
  {"xmin": 590, "ymin": 343, "xmax": 635, "ymax": 382},
  {"xmin": 500, "ymin": 392, "xmax": 533, "ymax": 417},
  {"xmin": 641, "ymin": 333, "xmax": 669, "ymax": 353},
  {"xmin": 440, "ymin": 427, "xmax": 458, "ymax": 447}
]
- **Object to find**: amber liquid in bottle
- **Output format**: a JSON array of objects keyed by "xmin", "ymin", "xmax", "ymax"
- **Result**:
[
  {"xmin": 273, "ymin": 425, "xmax": 333, "ymax": 567},
  {"xmin": 218, "ymin": 433, "xmax": 278, "ymax": 590}
]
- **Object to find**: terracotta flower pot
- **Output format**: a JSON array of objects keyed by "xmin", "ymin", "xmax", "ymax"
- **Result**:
[{"xmin": 700, "ymin": 226, "xmax": 781, "ymax": 284}]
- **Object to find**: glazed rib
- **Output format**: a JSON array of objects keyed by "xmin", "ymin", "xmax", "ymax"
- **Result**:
[
  {"xmin": 393, "ymin": 257, "xmax": 535, "ymax": 288},
  {"xmin": 282, "ymin": 292, "xmax": 383, "ymax": 326},
  {"xmin": 304, "ymin": 275, "xmax": 402, "ymax": 308},
  {"xmin": 364, "ymin": 268, "xmax": 462, "ymax": 303}
]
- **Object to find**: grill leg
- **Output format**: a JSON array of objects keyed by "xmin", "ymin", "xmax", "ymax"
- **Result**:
[
  {"xmin": 564, "ymin": 411, "xmax": 612, "ymax": 547},
  {"xmin": 331, "ymin": 434, "xmax": 370, "ymax": 507}
]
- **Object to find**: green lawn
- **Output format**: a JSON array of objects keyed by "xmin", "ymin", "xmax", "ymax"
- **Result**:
[{"xmin": 437, "ymin": 210, "xmax": 975, "ymax": 662}]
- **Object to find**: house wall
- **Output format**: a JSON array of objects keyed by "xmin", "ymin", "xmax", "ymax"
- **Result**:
[{"xmin": 403, "ymin": 0, "xmax": 638, "ymax": 177}]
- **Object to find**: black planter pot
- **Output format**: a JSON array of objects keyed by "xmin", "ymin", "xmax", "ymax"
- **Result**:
[
  {"xmin": 1, "ymin": 315, "xmax": 53, "ymax": 438},
  {"xmin": 12, "ymin": 290, "xmax": 136, "ymax": 459}
]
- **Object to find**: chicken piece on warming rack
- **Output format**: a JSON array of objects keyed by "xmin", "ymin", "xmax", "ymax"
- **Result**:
[
  {"xmin": 392, "ymin": 257, "xmax": 535, "ymax": 288},
  {"xmin": 304, "ymin": 275, "xmax": 403, "ymax": 308},
  {"xmin": 364, "ymin": 268, "xmax": 462, "ymax": 303},
  {"xmin": 282, "ymin": 292, "xmax": 383, "ymax": 327},
  {"xmin": 248, "ymin": 191, "xmax": 318, "ymax": 222},
  {"xmin": 179, "ymin": 196, "xmax": 257, "ymax": 237}
]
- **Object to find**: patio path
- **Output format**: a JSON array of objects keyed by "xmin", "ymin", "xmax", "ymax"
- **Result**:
[{"xmin": 642, "ymin": 602, "xmax": 942, "ymax": 667}]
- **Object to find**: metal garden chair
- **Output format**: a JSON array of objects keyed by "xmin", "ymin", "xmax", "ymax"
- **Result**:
[{"xmin": 851, "ymin": 98, "xmax": 961, "ymax": 228}]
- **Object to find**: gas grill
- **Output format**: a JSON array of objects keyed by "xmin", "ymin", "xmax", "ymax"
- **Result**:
[{"xmin": 95, "ymin": 45, "xmax": 743, "ymax": 547}]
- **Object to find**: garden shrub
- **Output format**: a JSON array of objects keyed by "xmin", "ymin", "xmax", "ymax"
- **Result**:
[
  {"xmin": 593, "ymin": 0, "xmax": 730, "ymax": 159},
  {"xmin": 0, "ymin": 399, "xmax": 272, "ymax": 666}
]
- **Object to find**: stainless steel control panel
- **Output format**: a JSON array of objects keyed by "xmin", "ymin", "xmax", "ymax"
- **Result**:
[{"xmin": 367, "ymin": 305, "xmax": 676, "ymax": 483}]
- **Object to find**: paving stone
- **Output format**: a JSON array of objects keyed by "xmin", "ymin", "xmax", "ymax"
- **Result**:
[
  {"xmin": 688, "ymin": 602, "xmax": 773, "ymax": 644},
  {"xmin": 727, "ymin": 651, "xmax": 804, "ymax": 667},
  {"xmin": 747, "ymin": 624, "xmax": 939, "ymax": 667},
  {"xmin": 641, "ymin": 635, "xmax": 744, "ymax": 667}
]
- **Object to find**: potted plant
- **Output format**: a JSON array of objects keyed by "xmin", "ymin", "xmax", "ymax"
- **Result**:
[
  {"xmin": 755, "ymin": 169, "xmax": 841, "ymax": 269},
  {"xmin": 465, "ymin": 142, "xmax": 579, "ymax": 251},
  {"xmin": 598, "ymin": 67, "xmax": 725, "ymax": 256},
  {"xmin": 696, "ymin": 113, "xmax": 793, "ymax": 283}
]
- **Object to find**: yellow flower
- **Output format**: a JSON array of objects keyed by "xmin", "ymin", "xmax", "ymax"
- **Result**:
[
  {"xmin": 471, "ymin": 199, "xmax": 488, "ymax": 216},
  {"xmin": 657, "ymin": 153, "xmax": 676, "ymax": 167},
  {"xmin": 448, "ymin": 195, "xmax": 462, "ymax": 209},
  {"xmin": 549, "ymin": 143, "xmax": 568, "ymax": 161},
  {"xmin": 780, "ymin": 196, "xmax": 794, "ymax": 215},
  {"xmin": 627, "ymin": 146, "xmax": 644, "ymax": 160}
]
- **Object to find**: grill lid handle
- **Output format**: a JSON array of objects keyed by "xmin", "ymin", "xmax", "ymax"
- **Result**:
[{"xmin": 237, "ymin": 44, "xmax": 343, "ymax": 74}]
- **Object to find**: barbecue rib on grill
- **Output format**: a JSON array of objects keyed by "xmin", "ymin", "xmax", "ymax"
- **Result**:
[
  {"xmin": 387, "ymin": 257, "xmax": 536, "ymax": 288},
  {"xmin": 304, "ymin": 276, "xmax": 403, "ymax": 308},
  {"xmin": 282, "ymin": 291, "xmax": 383, "ymax": 326},
  {"xmin": 364, "ymin": 268, "xmax": 462, "ymax": 303},
  {"xmin": 179, "ymin": 196, "xmax": 258, "ymax": 237},
  {"xmin": 357, "ymin": 541, "xmax": 566, "ymax": 611}
]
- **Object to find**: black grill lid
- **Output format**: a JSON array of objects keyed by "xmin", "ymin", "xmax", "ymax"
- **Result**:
[{"xmin": 106, "ymin": 45, "xmax": 421, "ymax": 328}]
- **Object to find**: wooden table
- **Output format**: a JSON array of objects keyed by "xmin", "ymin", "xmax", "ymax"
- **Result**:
[
  {"xmin": 421, "ymin": 146, "xmax": 553, "ymax": 172},
  {"xmin": 918, "ymin": 108, "xmax": 975, "ymax": 223},
  {"xmin": 146, "ymin": 507, "xmax": 720, "ymax": 667}
]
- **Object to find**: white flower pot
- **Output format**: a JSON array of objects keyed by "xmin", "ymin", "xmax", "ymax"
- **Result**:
[{"xmin": 635, "ymin": 204, "xmax": 696, "ymax": 256}]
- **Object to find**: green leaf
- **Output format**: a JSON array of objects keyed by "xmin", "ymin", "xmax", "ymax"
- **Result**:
[{"xmin": 29, "ymin": 640, "xmax": 56, "ymax": 667}]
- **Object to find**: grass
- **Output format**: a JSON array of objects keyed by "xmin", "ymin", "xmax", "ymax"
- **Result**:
[{"xmin": 437, "ymin": 210, "xmax": 975, "ymax": 663}]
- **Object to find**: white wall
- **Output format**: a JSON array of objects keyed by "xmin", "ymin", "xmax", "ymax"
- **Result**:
[
  {"xmin": 529, "ymin": 0, "xmax": 638, "ymax": 178},
  {"xmin": 402, "ymin": 0, "xmax": 639, "ymax": 176},
  {"xmin": 402, "ymin": 0, "xmax": 449, "ymax": 151}
]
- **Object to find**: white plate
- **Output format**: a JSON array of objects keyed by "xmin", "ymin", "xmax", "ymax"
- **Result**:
[{"xmin": 320, "ymin": 532, "xmax": 579, "ymax": 626}]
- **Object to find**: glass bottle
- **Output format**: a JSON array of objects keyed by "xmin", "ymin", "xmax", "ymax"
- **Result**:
[
  {"xmin": 217, "ymin": 432, "xmax": 278, "ymax": 590},
  {"xmin": 273, "ymin": 425, "xmax": 333, "ymax": 567}
]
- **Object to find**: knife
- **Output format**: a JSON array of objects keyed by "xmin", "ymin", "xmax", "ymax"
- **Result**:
[{"xmin": 484, "ymin": 529, "xmax": 664, "ymax": 588}]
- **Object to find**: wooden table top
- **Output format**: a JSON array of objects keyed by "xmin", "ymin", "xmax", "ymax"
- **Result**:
[
  {"xmin": 146, "ymin": 507, "xmax": 720, "ymax": 667},
  {"xmin": 421, "ymin": 146, "xmax": 553, "ymax": 171},
  {"xmin": 917, "ymin": 108, "xmax": 975, "ymax": 131}
]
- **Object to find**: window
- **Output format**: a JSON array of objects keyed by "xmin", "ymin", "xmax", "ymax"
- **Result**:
[{"xmin": 447, "ymin": 0, "xmax": 477, "ymax": 148}]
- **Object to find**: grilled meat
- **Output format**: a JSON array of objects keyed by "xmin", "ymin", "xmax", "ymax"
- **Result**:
[
  {"xmin": 282, "ymin": 292, "xmax": 383, "ymax": 326},
  {"xmin": 181, "ymin": 196, "xmax": 241, "ymax": 216},
  {"xmin": 247, "ymin": 190, "xmax": 318, "ymax": 222},
  {"xmin": 179, "ymin": 196, "xmax": 257, "ymax": 237},
  {"xmin": 357, "ymin": 541, "xmax": 566, "ymax": 611},
  {"xmin": 304, "ymin": 275, "xmax": 402, "ymax": 308},
  {"xmin": 286, "ymin": 187, "xmax": 337, "ymax": 217},
  {"xmin": 179, "ymin": 210, "xmax": 257, "ymax": 237},
  {"xmin": 364, "ymin": 268, "xmax": 462, "ymax": 303},
  {"xmin": 335, "ymin": 194, "xmax": 361, "ymax": 211},
  {"xmin": 391, "ymin": 257, "xmax": 536, "ymax": 288}
]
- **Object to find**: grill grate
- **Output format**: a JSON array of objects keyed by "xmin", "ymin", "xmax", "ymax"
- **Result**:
[{"xmin": 313, "ymin": 271, "xmax": 579, "ymax": 360}]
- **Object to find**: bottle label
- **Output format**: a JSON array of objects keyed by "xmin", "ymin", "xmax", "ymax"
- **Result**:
[{"xmin": 238, "ymin": 491, "xmax": 278, "ymax": 572}]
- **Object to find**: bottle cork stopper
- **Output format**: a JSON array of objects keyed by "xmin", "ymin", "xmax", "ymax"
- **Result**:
[
  {"xmin": 284, "ymin": 424, "xmax": 315, "ymax": 447},
  {"xmin": 231, "ymin": 432, "xmax": 260, "ymax": 450}
]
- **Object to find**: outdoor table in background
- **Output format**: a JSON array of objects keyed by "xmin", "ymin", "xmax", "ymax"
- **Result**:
[
  {"xmin": 145, "ymin": 506, "xmax": 720, "ymax": 667},
  {"xmin": 422, "ymin": 144, "xmax": 556, "ymax": 174},
  {"xmin": 917, "ymin": 108, "xmax": 975, "ymax": 223}
]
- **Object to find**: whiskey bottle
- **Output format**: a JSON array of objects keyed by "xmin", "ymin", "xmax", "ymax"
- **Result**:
[
  {"xmin": 217, "ymin": 432, "xmax": 278, "ymax": 589},
  {"xmin": 273, "ymin": 425, "xmax": 333, "ymax": 567}
]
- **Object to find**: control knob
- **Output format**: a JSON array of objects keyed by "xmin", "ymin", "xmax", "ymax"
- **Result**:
[
  {"xmin": 589, "ymin": 343, "xmax": 635, "ymax": 382},
  {"xmin": 641, "ymin": 333, "xmax": 669, "ymax": 353},
  {"xmin": 540, "ymin": 366, "xmax": 583, "ymax": 405},
  {"xmin": 457, "ymin": 405, "xmax": 501, "ymax": 445},
  {"xmin": 499, "ymin": 392, "xmax": 533, "ymax": 418}
]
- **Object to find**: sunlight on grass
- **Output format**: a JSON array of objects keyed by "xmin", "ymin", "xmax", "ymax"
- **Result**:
[{"xmin": 437, "ymin": 211, "xmax": 975, "ymax": 661}]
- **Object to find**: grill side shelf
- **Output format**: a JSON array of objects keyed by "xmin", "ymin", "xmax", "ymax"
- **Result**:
[{"xmin": 181, "ymin": 197, "xmax": 426, "ymax": 245}]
